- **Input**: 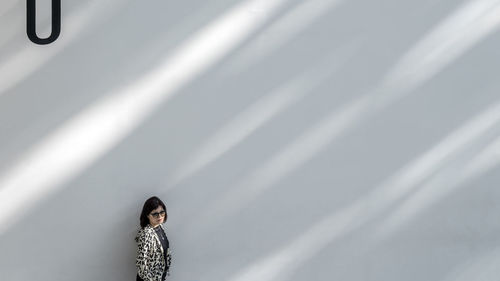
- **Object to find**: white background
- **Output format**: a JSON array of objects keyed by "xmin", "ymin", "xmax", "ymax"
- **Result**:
[{"xmin": 1, "ymin": 0, "xmax": 500, "ymax": 280}]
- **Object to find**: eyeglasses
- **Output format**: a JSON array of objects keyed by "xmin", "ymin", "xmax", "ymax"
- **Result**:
[{"xmin": 150, "ymin": 210, "xmax": 166, "ymax": 218}]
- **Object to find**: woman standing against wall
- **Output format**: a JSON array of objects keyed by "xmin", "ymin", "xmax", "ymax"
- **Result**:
[{"xmin": 136, "ymin": 196, "xmax": 172, "ymax": 281}]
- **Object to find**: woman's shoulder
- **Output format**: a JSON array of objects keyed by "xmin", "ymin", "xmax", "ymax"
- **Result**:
[{"xmin": 135, "ymin": 225, "xmax": 154, "ymax": 241}]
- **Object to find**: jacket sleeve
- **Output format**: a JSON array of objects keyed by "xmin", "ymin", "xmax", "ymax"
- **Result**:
[
  {"xmin": 136, "ymin": 230, "xmax": 154, "ymax": 281},
  {"xmin": 166, "ymin": 248, "xmax": 172, "ymax": 276}
]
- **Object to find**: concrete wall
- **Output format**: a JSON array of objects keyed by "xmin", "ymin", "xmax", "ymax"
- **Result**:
[{"xmin": 1, "ymin": 0, "xmax": 500, "ymax": 280}]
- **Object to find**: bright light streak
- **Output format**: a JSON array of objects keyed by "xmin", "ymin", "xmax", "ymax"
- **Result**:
[
  {"xmin": 373, "ymin": 102, "xmax": 500, "ymax": 239},
  {"xmin": 0, "ymin": 0, "xmax": 120, "ymax": 96},
  {"xmin": 0, "ymin": 0, "xmax": 290, "ymax": 235},
  {"xmin": 225, "ymin": 99, "xmax": 500, "ymax": 281},
  {"xmin": 169, "ymin": 43, "xmax": 359, "ymax": 187},
  {"xmin": 227, "ymin": 201, "xmax": 368, "ymax": 281},
  {"xmin": 462, "ymin": 134, "xmax": 500, "ymax": 177},
  {"xmin": 378, "ymin": 0, "xmax": 500, "ymax": 104},
  {"xmin": 222, "ymin": 0, "xmax": 343, "ymax": 74},
  {"xmin": 169, "ymin": 71, "xmax": 321, "ymax": 186},
  {"xmin": 207, "ymin": 0, "xmax": 500, "ymax": 235},
  {"xmin": 185, "ymin": 0, "xmax": 500, "ymax": 232},
  {"xmin": 187, "ymin": 94, "xmax": 371, "ymax": 236}
]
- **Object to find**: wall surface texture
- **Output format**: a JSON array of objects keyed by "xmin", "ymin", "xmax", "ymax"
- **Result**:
[{"xmin": 1, "ymin": 0, "xmax": 500, "ymax": 280}]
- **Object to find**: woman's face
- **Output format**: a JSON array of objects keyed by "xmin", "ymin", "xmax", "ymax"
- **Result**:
[{"xmin": 148, "ymin": 206, "xmax": 167, "ymax": 227}]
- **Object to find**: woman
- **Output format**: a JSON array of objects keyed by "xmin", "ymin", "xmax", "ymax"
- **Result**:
[{"xmin": 136, "ymin": 196, "xmax": 172, "ymax": 281}]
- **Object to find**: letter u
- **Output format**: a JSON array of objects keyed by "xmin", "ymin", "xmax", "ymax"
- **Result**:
[{"xmin": 26, "ymin": 0, "xmax": 61, "ymax": 45}]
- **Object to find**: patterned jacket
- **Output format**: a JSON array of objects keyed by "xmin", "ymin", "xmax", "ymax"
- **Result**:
[{"xmin": 135, "ymin": 224, "xmax": 172, "ymax": 281}]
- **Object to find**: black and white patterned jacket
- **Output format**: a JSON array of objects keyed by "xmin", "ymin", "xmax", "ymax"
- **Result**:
[{"xmin": 135, "ymin": 224, "xmax": 172, "ymax": 281}]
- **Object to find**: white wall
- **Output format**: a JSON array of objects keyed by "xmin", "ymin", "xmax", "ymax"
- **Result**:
[{"xmin": 1, "ymin": 0, "xmax": 500, "ymax": 280}]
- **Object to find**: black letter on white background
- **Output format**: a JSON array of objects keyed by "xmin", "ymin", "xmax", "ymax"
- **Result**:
[{"xmin": 27, "ymin": 0, "xmax": 61, "ymax": 45}]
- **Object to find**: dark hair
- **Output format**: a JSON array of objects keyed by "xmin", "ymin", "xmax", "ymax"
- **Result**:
[{"xmin": 139, "ymin": 196, "xmax": 167, "ymax": 228}]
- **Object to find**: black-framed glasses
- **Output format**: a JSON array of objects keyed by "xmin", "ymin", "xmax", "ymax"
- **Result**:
[{"xmin": 150, "ymin": 210, "xmax": 166, "ymax": 218}]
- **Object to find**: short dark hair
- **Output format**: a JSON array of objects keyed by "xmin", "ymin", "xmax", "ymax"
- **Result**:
[{"xmin": 139, "ymin": 196, "xmax": 167, "ymax": 228}]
